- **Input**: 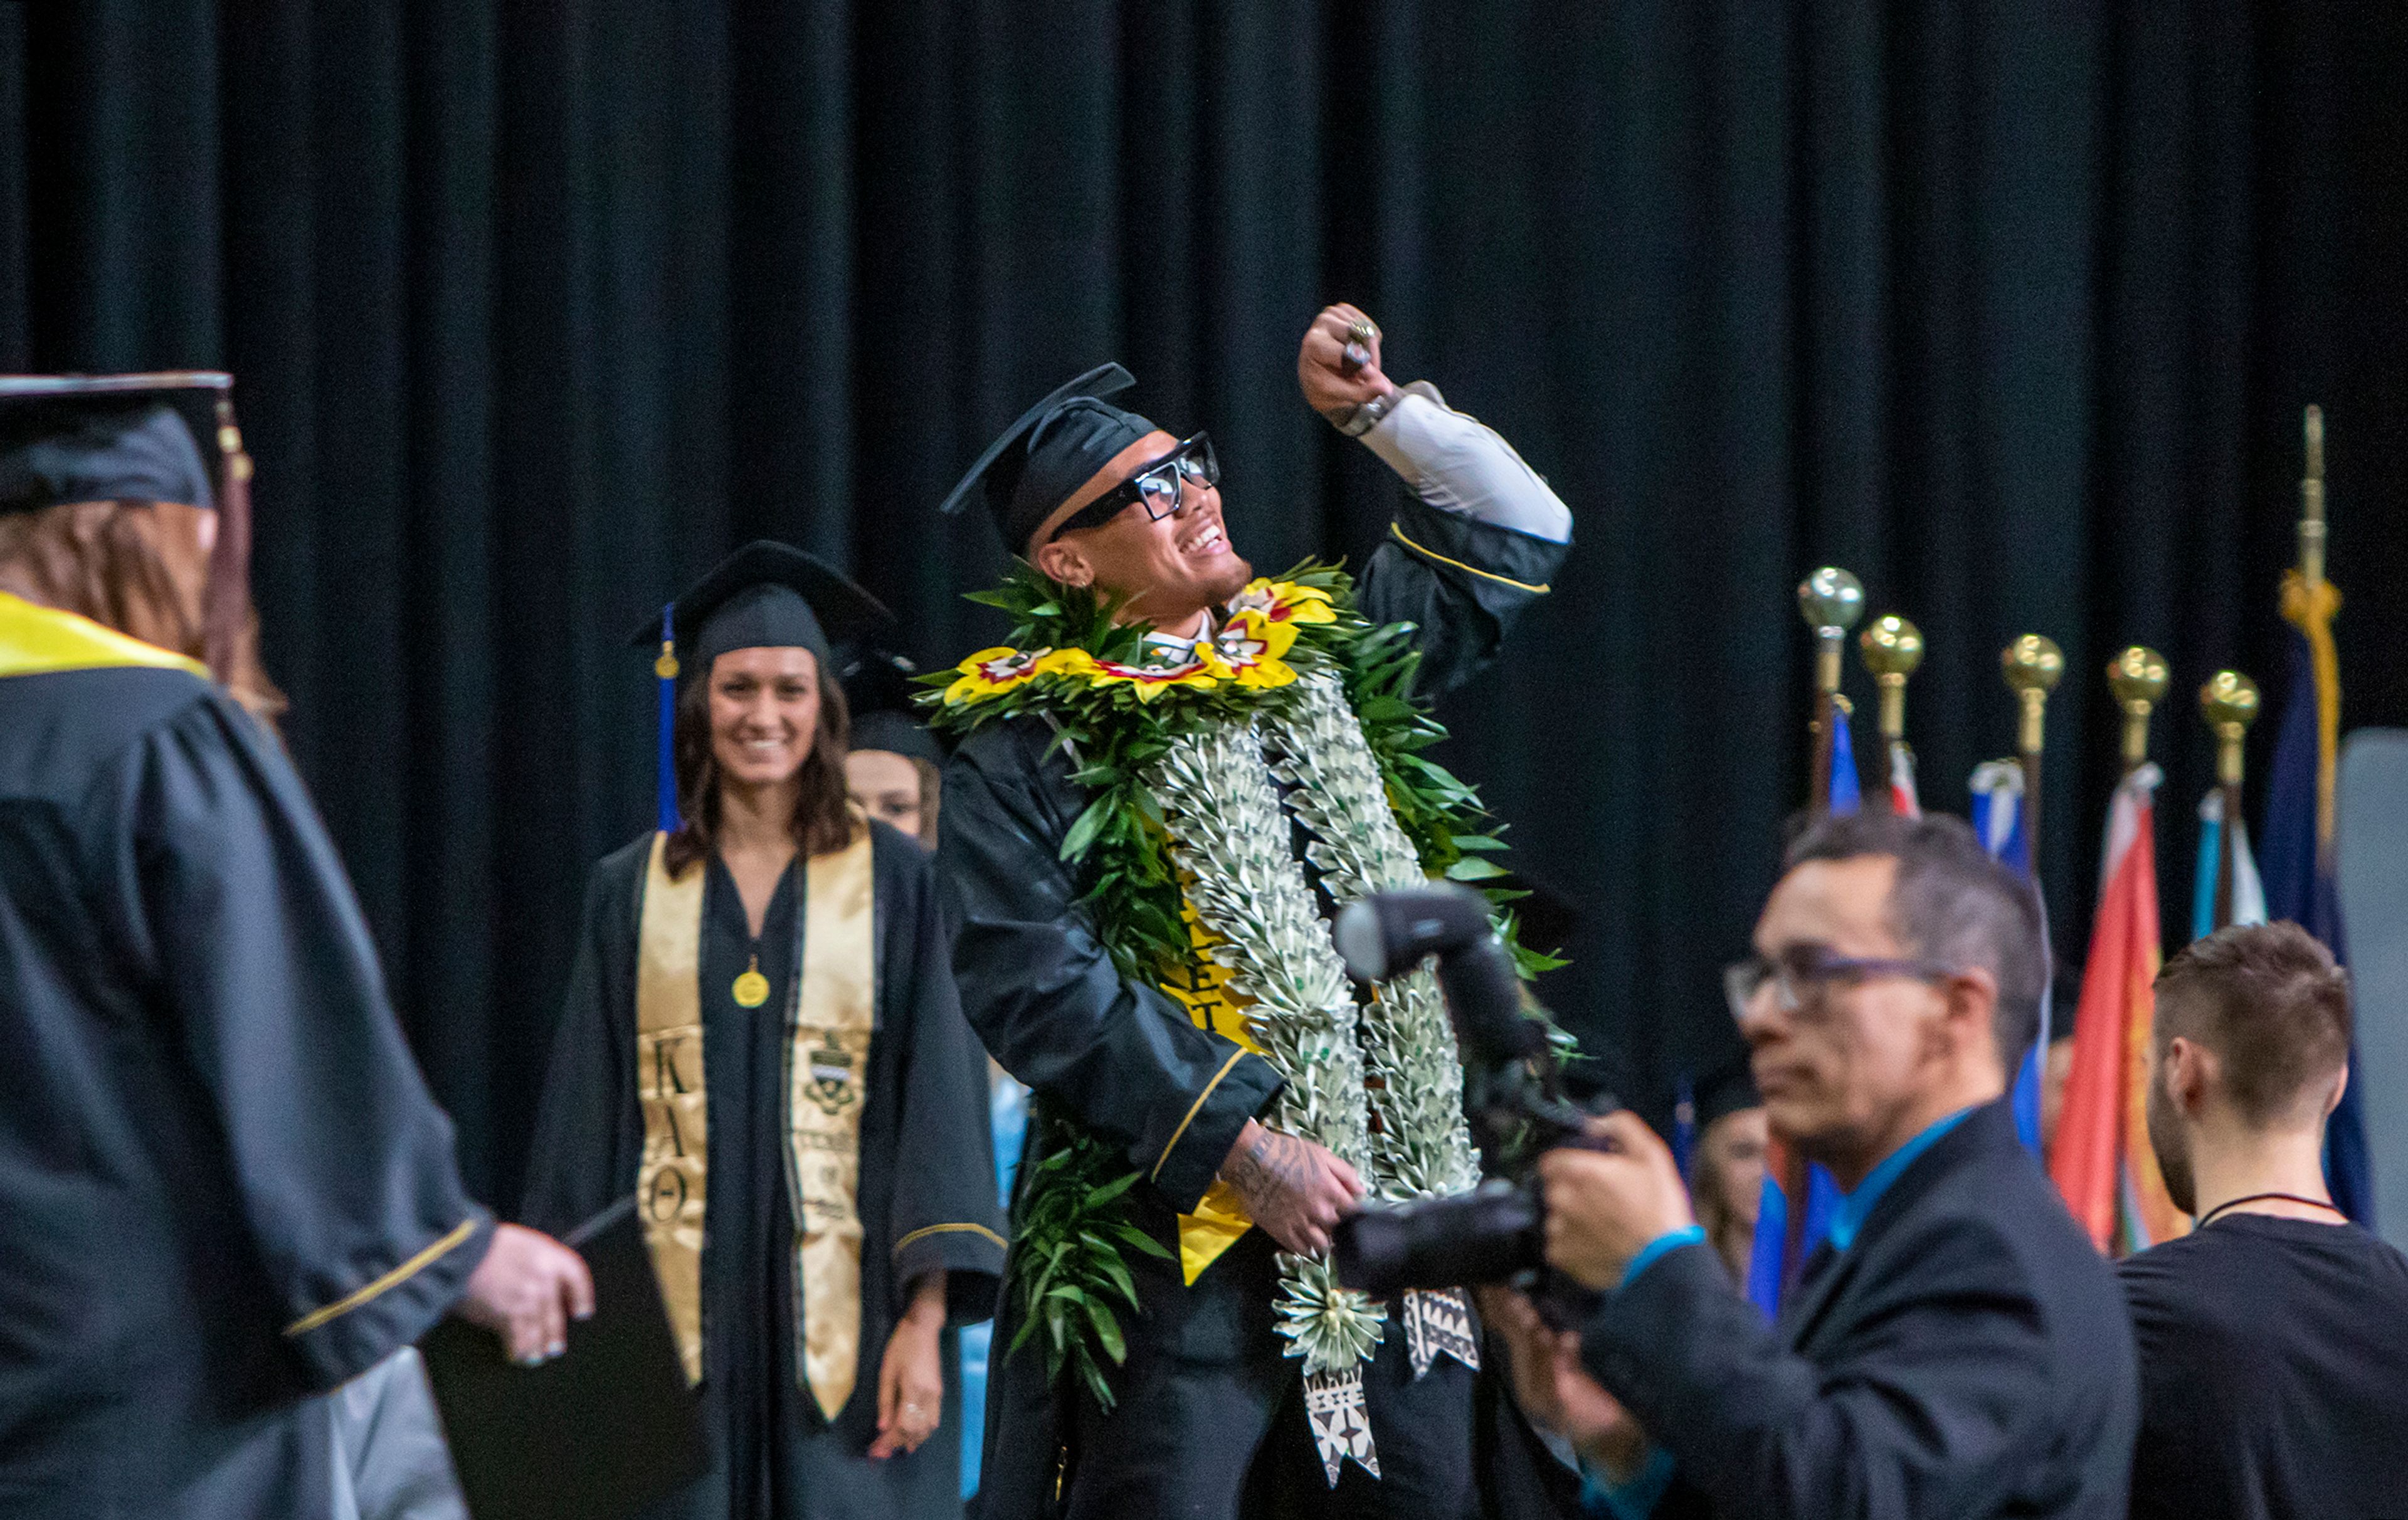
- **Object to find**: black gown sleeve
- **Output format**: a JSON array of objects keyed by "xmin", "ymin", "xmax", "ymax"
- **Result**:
[
  {"xmin": 518, "ymin": 843, "xmax": 647, "ymax": 1235},
  {"xmin": 939, "ymin": 719, "xmax": 1284, "ymax": 1213},
  {"xmin": 878, "ymin": 835, "xmax": 1008, "ymax": 1324},
  {"xmin": 1357, "ymin": 493, "xmax": 1569, "ymax": 699},
  {"xmin": 118, "ymin": 693, "xmax": 494, "ymax": 1391}
]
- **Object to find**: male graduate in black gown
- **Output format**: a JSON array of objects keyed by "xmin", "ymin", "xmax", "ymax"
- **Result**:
[
  {"xmin": 521, "ymin": 544, "xmax": 1005, "ymax": 1520},
  {"xmin": 937, "ymin": 307, "xmax": 1573, "ymax": 1520},
  {"xmin": 0, "ymin": 375, "xmax": 591, "ymax": 1518}
]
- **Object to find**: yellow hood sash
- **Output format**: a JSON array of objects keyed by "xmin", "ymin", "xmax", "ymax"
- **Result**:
[{"xmin": 0, "ymin": 591, "xmax": 207, "ymax": 681}]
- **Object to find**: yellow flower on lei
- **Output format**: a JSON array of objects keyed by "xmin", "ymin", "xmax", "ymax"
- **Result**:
[
  {"xmin": 1228, "ymin": 578, "xmax": 1337, "ymax": 628},
  {"xmin": 943, "ymin": 645, "xmax": 1097, "ymax": 705},
  {"xmin": 1210, "ymin": 609, "xmax": 1300, "ymax": 690},
  {"xmin": 1082, "ymin": 651, "xmax": 1230, "ymax": 703}
]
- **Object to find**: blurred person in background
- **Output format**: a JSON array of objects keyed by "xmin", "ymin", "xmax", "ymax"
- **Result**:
[
  {"xmin": 841, "ymin": 648, "xmax": 944, "ymax": 848},
  {"xmin": 1686, "ymin": 1107, "xmax": 1765, "ymax": 1285},
  {"xmin": 0, "ymin": 376, "xmax": 588, "ymax": 1518},
  {"xmin": 2121, "ymin": 922, "xmax": 2408, "ymax": 1519}
]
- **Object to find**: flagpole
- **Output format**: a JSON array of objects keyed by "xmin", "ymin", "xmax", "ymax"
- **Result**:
[
  {"xmin": 1861, "ymin": 615, "xmax": 1923, "ymax": 812},
  {"xmin": 2300, "ymin": 404, "xmax": 2326, "ymax": 589},
  {"xmin": 2002, "ymin": 636, "xmax": 2066, "ymax": 862},
  {"xmin": 2200, "ymin": 670, "xmax": 2261, "ymax": 930},
  {"xmin": 2107, "ymin": 647, "xmax": 2168, "ymax": 774},
  {"xmin": 1798, "ymin": 567, "xmax": 1865, "ymax": 814}
]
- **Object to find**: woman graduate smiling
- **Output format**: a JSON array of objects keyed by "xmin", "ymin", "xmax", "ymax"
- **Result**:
[{"xmin": 522, "ymin": 542, "xmax": 1005, "ymax": 1520}]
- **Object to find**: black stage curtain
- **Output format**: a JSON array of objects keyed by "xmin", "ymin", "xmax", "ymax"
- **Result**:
[{"xmin": 5, "ymin": 0, "xmax": 2404, "ymax": 1203}]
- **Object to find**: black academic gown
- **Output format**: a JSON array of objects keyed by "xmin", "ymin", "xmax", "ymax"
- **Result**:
[
  {"xmin": 942, "ymin": 495, "xmax": 1571, "ymax": 1520},
  {"xmin": 521, "ymin": 820, "xmax": 1005, "ymax": 1520},
  {"xmin": 0, "ymin": 662, "xmax": 492, "ymax": 1520},
  {"xmin": 1579, "ymin": 1100, "xmax": 2138, "ymax": 1519}
]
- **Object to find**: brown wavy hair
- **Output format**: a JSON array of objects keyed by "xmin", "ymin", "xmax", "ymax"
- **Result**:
[
  {"xmin": 0, "ymin": 499, "xmax": 287, "ymax": 726},
  {"xmin": 660, "ymin": 658, "xmax": 854, "ymax": 878}
]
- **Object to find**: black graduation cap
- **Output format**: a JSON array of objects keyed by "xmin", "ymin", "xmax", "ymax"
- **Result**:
[
  {"xmin": 0, "ymin": 372, "xmax": 257, "ymax": 686},
  {"xmin": 630, "ymin": 541, "xmax": 892, "ymax": 833},
  {"xmin": 838, "ymin": 647, "xmax": 944, "ymax": 767},
  {"xmin": 937, "ymin": 362, "xmax": 1158, "ymax": 551},
  {"xmin": 628, "ymin": 540, "xmax": 891, "ymax": 673},
  {"xmin": 0, "ymin": 371, "xmax": 229, "ymax": 515}
]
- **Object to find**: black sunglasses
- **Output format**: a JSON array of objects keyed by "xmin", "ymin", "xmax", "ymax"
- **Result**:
[{"xmin": 1049, "ymin": 432, "xmax": 1219, "ymax": 539}]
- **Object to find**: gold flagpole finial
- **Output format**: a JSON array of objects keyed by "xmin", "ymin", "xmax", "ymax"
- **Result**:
[
  {"xmin": 2301, "ymin": 405, "xmax": 2327, "ymax": 589},
  {"xmin": 2201, "ymin": 670, "xmax": 2261, "ymax": 786},
  {"xmin": 2002, "ymin": 635, "xmax": 2064, "ymax": 860},
  {"xmin": 1798, "ymin": 567, "xmax": 1866, "ymax": 695},
  {"xmin": 2106, "ymin": 646, "xmax": 2168, "ymax": 772},
  {"xmin": 1859, "ymin": 615, "xmax": 1923, "ymax": 743},
  {"xmin": 2002, "ymin": 635, "xmax": 2064, "ymax": 756}
]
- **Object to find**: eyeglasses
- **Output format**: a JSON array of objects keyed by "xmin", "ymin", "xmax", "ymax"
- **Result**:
[
  {"xmin": 1050, "ymin": 432, "xmax": 1219, "ymax": 539},
  {"xmin": 1723, "ymin": 943, "xmax": 1958, "ymax": 1025}
]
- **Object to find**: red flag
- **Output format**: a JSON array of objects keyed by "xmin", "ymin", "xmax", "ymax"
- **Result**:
[
  {"xmin": 1888, "ymin": 740, "xmax": 1921, "ymax": 818},
  {"xmin": 2049, "ymin": 765, "xmax": 2187, "ymax": 1252}
]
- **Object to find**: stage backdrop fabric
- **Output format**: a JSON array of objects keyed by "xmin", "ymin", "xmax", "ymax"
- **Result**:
[{"xmin": 4, "ymin": 0, "xmax": 2405, "ymax": 1207}]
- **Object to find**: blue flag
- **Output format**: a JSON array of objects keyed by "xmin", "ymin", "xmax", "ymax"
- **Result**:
[
  {"xmin": 1744, "ymin": 702, "xmax": 1860, "ymax": 1317},
  {"xmin": 2259, "ymin": 623, "xmax": 2374, "ymax": 1225},
  {"xmin": 1971, "ymin": 763, "xmax": 2051, "ymax": 1154}
]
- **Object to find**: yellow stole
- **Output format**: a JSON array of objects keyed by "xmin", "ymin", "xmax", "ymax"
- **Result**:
[
  {"xmin": 0, "ymin": 590, "xmax": 209, "ymax": 682},
  {"xmin": 633, "ymin": 812, "xmax": 878, "ymax": 1421}
]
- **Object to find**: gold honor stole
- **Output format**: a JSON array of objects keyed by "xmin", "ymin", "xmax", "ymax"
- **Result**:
[
  {"xmin": 634, "ymin": 815, "xmax": 878, "ymax": 1421},
  {"xmin": 1158, "ymin": 899, "xmax": 1259, "ymax": 1285}
]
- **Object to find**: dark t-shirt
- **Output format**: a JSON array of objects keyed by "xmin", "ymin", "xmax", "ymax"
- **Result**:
[{"xmin": 2119, "ymin": 1213, "xmax": 2408, "ymax": 1520}]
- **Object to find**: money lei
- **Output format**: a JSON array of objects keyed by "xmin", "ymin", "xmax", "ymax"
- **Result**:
[
  {"xmin": 1262, "ymin": 675, "xmax": 1481, "ymax": 1202},
  {"xmin": 1148, "ymin": 720, "xmax": 1387, "ymax": 1375}
]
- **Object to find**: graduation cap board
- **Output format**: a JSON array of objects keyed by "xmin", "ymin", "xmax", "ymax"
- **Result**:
[
  {"xmin": 0, "ymin": 372, "xmax": 258, "ymax": 686},
  {"xmin": 631, "ymin": 541, "xmax": 893, "ymax": 833},
  {"xmin": 937, "ymin": 362, "xmax": 1159, "ymax": 552},
  {"xmin": 838, "ymin": 647, "xmax": 943, "ymax": 767}
]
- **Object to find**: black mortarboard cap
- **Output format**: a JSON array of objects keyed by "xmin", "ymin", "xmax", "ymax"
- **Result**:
[
  {"xmin": 628, "ymin": 540, "xmax": 892, "ymax": 673},
  {"xmin": 0, "ymin": 372, "xmax": 229, "ymax": 515},
  {"xmin": 838, "ymin": 647, "xmax": 944, "ymax": 766},
  {"xmin": 937, "ymin": 363, "xmax": 1157, "ymax": 551}
]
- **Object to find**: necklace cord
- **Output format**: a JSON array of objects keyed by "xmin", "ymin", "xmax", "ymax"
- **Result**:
[{"xmin": 2195, "ymin": 1191, "xmax": 2347, "ymax": 1228}]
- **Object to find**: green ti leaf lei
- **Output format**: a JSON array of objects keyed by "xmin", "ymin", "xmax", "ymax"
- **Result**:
[{"xmin": 923, "ymin": 560, "xmax": 1560, "ymax": 1405}]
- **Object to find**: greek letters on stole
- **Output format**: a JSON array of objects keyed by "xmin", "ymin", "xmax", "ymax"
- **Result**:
[{"xmin": 635, "ymin": 816, "xmax": 877, "ymax": 1418}]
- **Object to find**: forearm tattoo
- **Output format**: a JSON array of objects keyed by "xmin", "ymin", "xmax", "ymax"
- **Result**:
[{"xmin": 1227, "ymin": 1128, "xmax": 1317, "ymax": 1201}]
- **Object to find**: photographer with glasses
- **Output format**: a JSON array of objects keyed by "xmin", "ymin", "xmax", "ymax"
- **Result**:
[{"xmin": 1493, "ymin": 810, "xmax": 2136, "ymax": 1519}]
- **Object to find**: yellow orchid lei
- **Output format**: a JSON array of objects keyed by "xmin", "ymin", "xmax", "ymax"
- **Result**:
[{"xmin": 939, "ymin": 577, "xmax": 1333, "ymax": 709}]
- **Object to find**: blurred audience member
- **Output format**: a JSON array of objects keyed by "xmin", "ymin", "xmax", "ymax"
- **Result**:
[
  {"xmin": 1522, "ymin": 811, "xmax": 2135, "ymax": 1518},
  {"xmin": 2121, "ymin": 922, "xmax": 2408, "ymax": 1519},
  {"xmin": 1686, "ymin": 1107, "xmax": 1765, "ymax": 1284}
]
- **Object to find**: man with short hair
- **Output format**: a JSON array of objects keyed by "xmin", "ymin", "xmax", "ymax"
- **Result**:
[
  {"xmin": 937, "ymin": 307, "xmax": 1571, "ymax": 1519},
  {"xmin": 2120, "ymin": 922, "xmax": 2408, "ymax": 1519},
  {"xmin": 1523, "ymin": 810, "xmax": 2136, "ymax": 1519}
]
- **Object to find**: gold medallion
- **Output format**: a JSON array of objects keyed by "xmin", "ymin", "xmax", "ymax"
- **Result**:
[{"xmin": 732, "ymin": 956, "xmax": 771, "ymax": 1008}]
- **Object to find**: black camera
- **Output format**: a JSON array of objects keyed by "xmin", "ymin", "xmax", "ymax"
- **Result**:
[{"xmin": 1329, "ymin": 886, "xmax": 1608, "ymax": 1314}]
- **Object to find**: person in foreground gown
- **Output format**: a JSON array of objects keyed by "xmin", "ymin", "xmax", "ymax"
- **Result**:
[
  {"xmin": 0, "ymin": 374, "xmax": 590, "ymax": 1519},
  {"xmin": 521, "ymin": 542, "xmax": 1005, "ymax": 1520}
]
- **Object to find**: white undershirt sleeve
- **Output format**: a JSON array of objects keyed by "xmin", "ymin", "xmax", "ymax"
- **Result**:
[{"xmin": 1358, "ymin": 383, "xmax": 1572, "ymax": 544}]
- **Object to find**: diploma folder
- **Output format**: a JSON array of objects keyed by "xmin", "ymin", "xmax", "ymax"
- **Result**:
[{"xmin": 420, "ymin": 1197, "xmax": 709, "ymax": 1520}]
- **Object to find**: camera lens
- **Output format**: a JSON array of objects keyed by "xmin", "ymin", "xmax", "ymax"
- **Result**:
[{"xmin": 1331, "ymin": 1180, "xmax": 1545, "ymax": 1297}]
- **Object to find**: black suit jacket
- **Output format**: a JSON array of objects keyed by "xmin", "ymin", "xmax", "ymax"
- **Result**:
[{"xmin": 1579, "ymin": 1100, "xmax": 2137, "ymax": 1519}]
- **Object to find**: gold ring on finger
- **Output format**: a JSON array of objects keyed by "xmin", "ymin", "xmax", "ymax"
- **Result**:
[{"xmin": 1346, "ymin": 319, "xmax": 1375, "ymax": 347}]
